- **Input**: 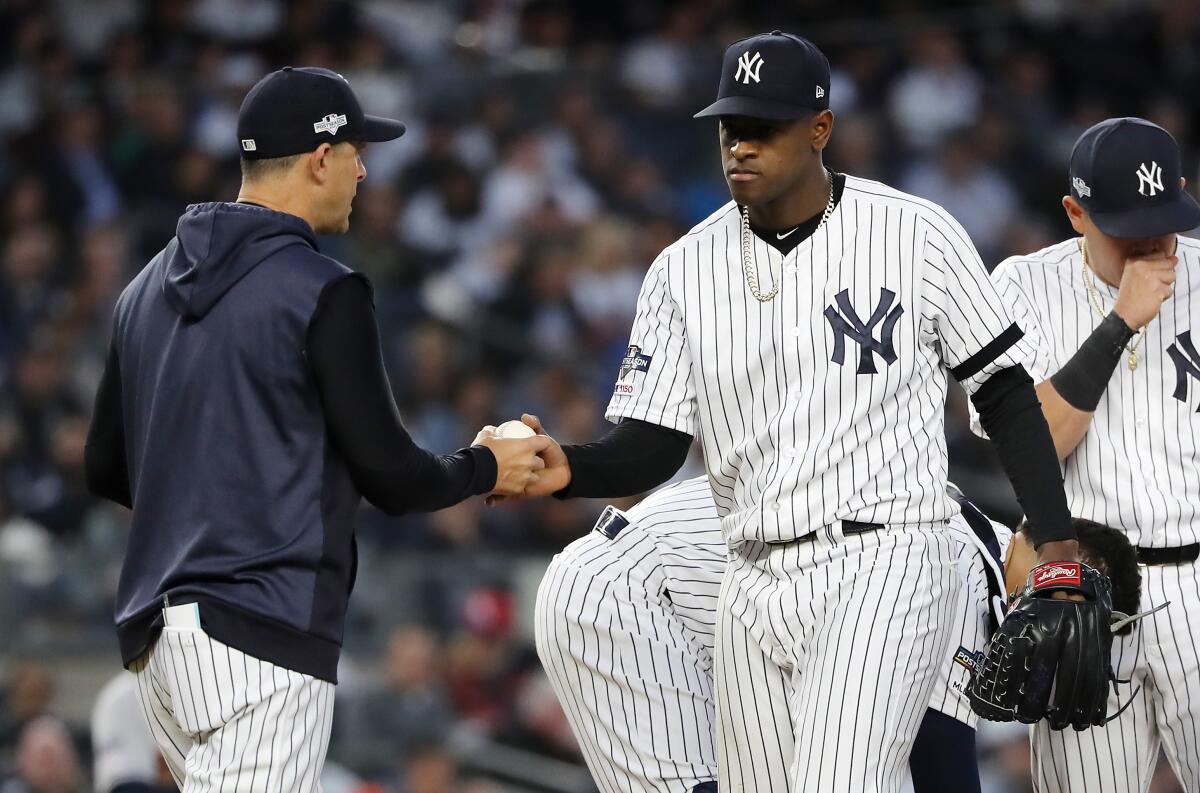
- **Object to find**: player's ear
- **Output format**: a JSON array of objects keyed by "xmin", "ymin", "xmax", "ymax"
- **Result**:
[
  {"xmin": 308, "ymin": 143, "xmax": 334, "ymax": 184},
  {"xmin": 811, "ymin": 109, "xmax": 834, "ymax": 152},
  {"xmin": 1062, "ymin": 196, "xmax": 1087, "ymax": 234}
]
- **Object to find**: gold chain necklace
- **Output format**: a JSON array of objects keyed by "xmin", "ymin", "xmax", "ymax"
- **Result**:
[
  {"xmin": 1080, "ymin": 238, "xmax": 1145, "ymax": 371},
  {"xmin": 740, "ymin": 169, "xmax": 836, "ymax": 302}
]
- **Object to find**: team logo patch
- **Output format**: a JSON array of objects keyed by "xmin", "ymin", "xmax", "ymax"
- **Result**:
[
  {"xmin": 1031, "ymin": 562, "xmax": 1081, "ymax": 591},
  {"xmin": 314, "ymin": 113, "xmax": 348, "ymax": 135},
  {"xmin": 824, "ymin": 288, "xmax": 904, "ymax": 374},
  {"xmin": 618, "ymin": 345, "xmax": 652, "ymax": 379},
  {"xmin": 1167, "ymin": 330, "xmax": 1200, "ymax": 411},
  {"xmin": 953, "ymin": 646, "xmax": 982, "ymax": 674}
]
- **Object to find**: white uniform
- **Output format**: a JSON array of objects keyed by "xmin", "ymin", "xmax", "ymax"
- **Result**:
[
  {"xmin": 981, "ymin": 236, "xmax": 1200, "ymax": 793},
  {"xmin": 606, "ymin": 175, "xmax": 1034, "ymax": 792},
  {"xmin": 535, "ymin": 479, "xmax": 1011, "ymax": 793},
  {"xmin": 130, "ymin": 605, "xmax": 335, "ymax": 793}
]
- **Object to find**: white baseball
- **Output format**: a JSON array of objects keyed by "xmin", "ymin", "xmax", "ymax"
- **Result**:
[{"xmin": 494, "ymin": 419, "xmax": 536, "ymax": 439}]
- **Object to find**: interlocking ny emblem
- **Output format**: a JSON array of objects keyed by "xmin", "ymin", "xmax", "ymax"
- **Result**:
[
  {"xmin": 735, "ymin": 51, "xmax": 764, "ymax": 84},
  {"xmin": 1137, "ymin": 161, "xmax": 1164, "ymax": 196},
  {"xmin": 1167, "ymin": 330, "xmax": 1200, "ymax": 411},
  {"xmin": 824, "ymin": 288, "xmax": 904, "ymax": 374}
]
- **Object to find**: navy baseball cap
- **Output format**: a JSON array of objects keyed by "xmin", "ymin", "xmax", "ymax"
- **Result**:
[
  {"xmin": 694, "ymin": 31, "xmax": 830, "ymax": 120},
  {"xmin": 1068, "ymin": 117, "xmax": 1200, "ymax": 238},
  {"xmin": 237, "ymin": 66, "xmax": 405, "ymax": 160}
]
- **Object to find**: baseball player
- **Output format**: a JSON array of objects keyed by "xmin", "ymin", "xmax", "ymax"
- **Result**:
[
  {"xmin": 538, "ymin": 479, "xmax": 1146, "ymax": 793},
  {"xmin": 515, "ymin": 31, "xmax": 1082, "ymax": 792},
  {"xmin": 979, "ymin": 117, "xmax": 1200, "ymax": 792},
  {"xmin": 82, "ymin": 67, "xmax": 548, "ymax": 792}
]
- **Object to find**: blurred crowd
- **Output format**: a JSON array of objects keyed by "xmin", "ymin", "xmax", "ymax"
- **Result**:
[{"xmin": 1, "ymin": 0, "xmax": 1199, "ymax": 791}]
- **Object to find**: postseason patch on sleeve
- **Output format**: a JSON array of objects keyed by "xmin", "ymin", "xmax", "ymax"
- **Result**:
[{"xmin": 614, "ymin": 345, "xmax": 652, "ymax": 395}]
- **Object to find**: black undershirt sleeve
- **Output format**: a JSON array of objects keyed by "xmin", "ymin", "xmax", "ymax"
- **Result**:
[
  {"xmin": 307, "ymin": 274, "xmax": 496, "ymax": 515},
  {"xmin": 554, "ymin": 419, "xmax": 693, "ymax": 499},
  {"xmin": 84, "ymin": 339, "xmax": 133, "ymax": 508},
  {"xmin": 970, "ymin": 364, "xmax": 1075, "ymax": 547}
]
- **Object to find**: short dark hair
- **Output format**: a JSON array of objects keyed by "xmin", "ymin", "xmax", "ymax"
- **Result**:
[
  {"xmin": 1073, "ymin": 518, "xmax": 1141, "ymax": 633},
  {"xmin": 239, "ymin": 153, "xmax": 305, "ymax": 182},
  {"xmin": 239, "ymin": 140, "xmax": 364, "ymax": 183},
  {"xmin": 1017, "ymin": 517, "xmax": 1141, "ymax": 634}
]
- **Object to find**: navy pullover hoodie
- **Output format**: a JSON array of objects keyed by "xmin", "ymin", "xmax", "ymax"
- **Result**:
[{"xmin": 96, "ymin": 202, "xmax": 390, "ymax": 681}]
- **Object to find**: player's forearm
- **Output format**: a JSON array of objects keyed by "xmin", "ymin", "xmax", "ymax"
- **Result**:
[
  {"xmin": 308, "ymin": 274, "xmax": 497, "ymax": 514},
  {"xmin": 555, "ymin": 419, "xmax": 692, "ymax": 499},
  {"xmin": 1038, "ymin": 310, "xmax": 1135, "ymax": 460},
  {"xmin": 84, "ymin": 341, "xmax": 133, "ymax": 508},
  {"xmin": 971, "ymin": 365, "xmax": 1075, "ymax": 547},
  {"xmin": 1034, "ymin": 380, "xmax": 1093, "ymax": 460}
]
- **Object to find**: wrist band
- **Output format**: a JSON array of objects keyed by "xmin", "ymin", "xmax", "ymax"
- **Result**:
[{"xmin": 1049, "ymin": 312, "xmax": 1135, "ymax": 411}]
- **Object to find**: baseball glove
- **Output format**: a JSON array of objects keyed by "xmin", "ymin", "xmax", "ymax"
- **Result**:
[{"xmin": 966, "ymin": 561, "xmax": 1114, "ymax": 731}]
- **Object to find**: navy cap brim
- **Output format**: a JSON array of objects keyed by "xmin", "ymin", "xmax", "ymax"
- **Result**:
[
  {"xmin": 359, "ymin": 115, "xmax": 406, "ymax": 142},
  {"xmin": 1089, "ymin": 192, "xmax": 1200, "ymax": 238},
  {"xmin": 694, "ymin": 96, "xmax": 815, "ymax": 120}
]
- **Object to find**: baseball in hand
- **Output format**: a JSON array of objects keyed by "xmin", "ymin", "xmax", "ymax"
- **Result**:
[{"xmin": 494, "ymin": 419, "xmax": 536, "ymax": 439}]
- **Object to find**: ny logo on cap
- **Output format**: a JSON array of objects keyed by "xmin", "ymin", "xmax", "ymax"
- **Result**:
[
  {"xmin": 314, "ymin": 113, "xmax": 348, "ymax": 136},
  {"xmin": 735, "ymin": 51, "xmax": 765, "ymax": 85},
  {"xmin": 1137, "ymin": 161, "xmax": 1164, "ymax": 196}
]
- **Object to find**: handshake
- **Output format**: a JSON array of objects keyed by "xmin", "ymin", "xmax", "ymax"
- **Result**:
[{"xmin": 472, "ymin": 414, "xmax": 571, "ymax": 501}]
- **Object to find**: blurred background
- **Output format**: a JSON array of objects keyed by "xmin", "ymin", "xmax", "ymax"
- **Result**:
[{"xmin": 0, "ymin": 0, "xmax": 1197, "ymax": 791}]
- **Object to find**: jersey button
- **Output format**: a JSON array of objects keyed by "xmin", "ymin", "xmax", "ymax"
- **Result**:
[
  {"xmin": 769, "ymin": 502, "xmax": 781, "ymax": 512},
  {"xmin": 791, "ymin": 327, "xmax": 802, "ymax": 337},
  {"xmin": 786, "ymin": 264, "xmax": 799, "ymax": 275}
]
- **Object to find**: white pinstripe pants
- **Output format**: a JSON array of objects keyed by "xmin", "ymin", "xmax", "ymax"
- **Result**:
[
  {"xmin": 1032, "ymin": 560, "xmax": 1200, "ymax": 793},
  {"xmin": 130, "ymin": 621, "xmax": 335, "ymax": 793},
  {"xmin": 535, "ymin": 549, "xmax": 719, "ymax": 793},
  {"xmin": 714, "ymin": 523, "xmax": 958, "ymax": 793}
]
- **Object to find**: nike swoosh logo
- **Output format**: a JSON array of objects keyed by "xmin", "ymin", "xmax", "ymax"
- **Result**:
[{"xmin": 776, "ymin": 228, "xmax": 799, "ymax": 239}]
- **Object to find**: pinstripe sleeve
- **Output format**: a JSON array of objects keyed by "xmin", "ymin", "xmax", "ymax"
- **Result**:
[
  {"xmin": 605, "ymin": 253, "xmax": 698, "ymax": 435},
  {"xmin": 920, "ymin": 211, "xmax": 1033, "ymax": 395},
  {"xmin": 969, "ymin": 258, "xmax": 1057, "ymax": 437}
]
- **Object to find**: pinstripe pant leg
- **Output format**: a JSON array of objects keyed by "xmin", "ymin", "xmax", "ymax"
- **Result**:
[
  {"xmin": 1144, "ymin": 563, "xmax": 1200, "ymax": 791},
  {"xmin": 184, "ymin": 640, "xmax": 335, "ymax": 793},
  {"xmin": 137, "ymin": 625, "xmax": 335, "ymax": 793},
  {"xmin": 788, "ymin": 527, "xmax": 958, "ymax": 793},
  {"xmin": 1031, "ymin": 590, "xmax": 1158, "ymax": 793},
  {"xmin": 536, "ymin": 554, "xmax": 720, "ymax": 793},
  {"xmin": 714, "ymin": 543, "xmax": 794, "ymax": 793},
  {"xmin": 131, "ymin": 644, "xmax": 192, "ymax": 789}
]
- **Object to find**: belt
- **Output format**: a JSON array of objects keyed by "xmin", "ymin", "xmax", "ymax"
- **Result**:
[
  {"xmin": 1136, "ymin": 544, "xmax": 1200, "ymax": 566},
  {"xmin": 770, "ymin": 520, "xmax": 884, "ymax": 545}
]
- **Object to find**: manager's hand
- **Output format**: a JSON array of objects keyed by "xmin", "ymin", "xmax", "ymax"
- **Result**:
[{"xmin": 474, "ymin": 431, "xmax": 551, "ymax": 496}]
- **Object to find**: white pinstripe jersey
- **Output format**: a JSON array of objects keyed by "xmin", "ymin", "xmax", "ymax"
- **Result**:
[
  {"xmin": 979, "ymin": 236, "xmax": 1200, "ymax": 548},
  {"xmin": 607, "ymin": 175, "xmax": 1034, "ymax": 544}
]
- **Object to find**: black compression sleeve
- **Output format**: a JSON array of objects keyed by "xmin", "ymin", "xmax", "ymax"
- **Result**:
[
  {"xmin": 554, "ymin": 419, "xmax": 692, "ymax": 499},
  {"xmin": 971, "ymin": 365, "xmax": 1075, "ymax": 547},
  {"xmin": 1049, "ymin": 311, "xmax": 1135, "ymax": 411},
  {"xmin": 84, "ymin": 339, "xmax": 132, "ymax": 508},
  {"xmin": 307, "ymin": 275, "xmax": 496, "ymax": 514}
]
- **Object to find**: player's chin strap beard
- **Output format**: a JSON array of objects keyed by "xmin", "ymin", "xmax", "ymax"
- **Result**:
[
  {"xmin": 740, "ymin": 166, "xmax": 835, "ymax": 302},
  {"xmin": 1104, "ymin": 600, "xmax": 1171, "ymax": 724}
]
